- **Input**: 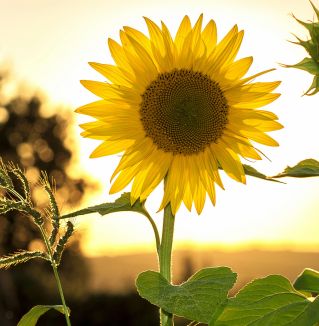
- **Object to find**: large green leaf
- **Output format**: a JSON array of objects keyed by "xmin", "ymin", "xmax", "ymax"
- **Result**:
[
  {"xmin": 60, "ymin": 192, "xmax": 148, "ymax": 219},
  {"xmin": 273, "ymin": 159, "xmax": 319, "ymax": 178},
  {"xmin": 294, "ymin": 268, "xmax": 319, "ymax": 295},
  {"xmin": 17, "ymin": 305, "xmax": 69, "ymax": 326},
  {"xmin": 136, "ymin": 267, "xmax": 237, "ymax": 323},
  {"xmin": 213, "ymin": 275, "xmax": 312, "ymax": 326},
  {"xmin": 288, "ymin": 296, "xmax": 319, "ymax": 326}
]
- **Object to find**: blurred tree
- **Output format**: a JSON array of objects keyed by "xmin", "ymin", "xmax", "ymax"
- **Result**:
[{"xmin": 0, "ymin": 70, "xmax": 93, "ymax": 325}]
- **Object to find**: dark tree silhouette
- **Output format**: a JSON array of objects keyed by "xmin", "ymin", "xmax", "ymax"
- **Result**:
[
  {"xmin": 0, "ymin": 71, "xmax": 93, "ymax": 325},
  {"xmin": 0, "ymin": 70, "xmax": 159, "ymax": 326}
]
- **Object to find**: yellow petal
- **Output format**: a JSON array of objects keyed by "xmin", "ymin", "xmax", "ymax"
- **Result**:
[
  {"xmin": 110, "ymin": 163, "xmax": 142, "ymax": 194},
  {"xmin": 140, "ymin": 151, "xmax": 172, "ymax": 201},
  {"xmin": 201, "ymin": 148, "xmax": 224, "ymax": 189},
  {"xmin": 88, "ymin": 62, "xmax": 133, "ymax": 87},
  {"xmin": 241, "ymin": 81, "xmax": 281, "ymax": 93},
  {"xmin": 126, "ymin": 34, "xmax": 159, "ymax": 80},
  {"xmin": 232, "ymin": 93, "xmax": 281, "ymax": 109},
  {"xmin": 175, "ymin": 15, "xmax": 192, "ymax": 53},
  {"xmin": 202, "ymin": 19, "xmax": 217, "ymax": 55},
  {"xmin": 123, "ymin": 26, "xmax": 152, "ymax": 55},
  {"xmin": 144, "ymin": 17, "xmax": 165, "ymax": 57},
  {"xmin": 224, "ymin": 57, "xmax": 253, "ymax": 80},
  {"xmin": 191, "ymin": 14, "xmax": 204, "ymax": 49},
  {"xmin": 208, "ymin": 29, "xmax": 244, "ymax": 75},
  {"xmin": 194, "ymin": 180, "xmax": 206, "ymax": 214},
  {"xmin": 160, "ymin": 21, "xmax": 176, "ymax": 69},
  {"xmin": 80, "ymin": 80, "xmax": 141, "ymax": 104},
  {"xmin": 131, "ymin": 148, "xmax": 170, "ymax": 203},
  {"xmin": 239, "ymin": 129, "xmax": 279, "ymax": 146},
  {"xmin": 111, "ymin": 138, "xmax": 155, "ymax": 180},
  {"xmin": 159, "ymin": 156, "xmax": 183, "ymax": 213},
  {"xmin": 241, "ymin": 119, "xmax": 283, "ymax": 132},
  {"xmin": 131, "ymin": 166, "xmax": 152, "ymax": 204},
  {"xmin": 239, "ymin": 68, "xmax": 276, "ymax": 85},
  {"xmin": 76, "ymin": 100, "xmax": 135, "ymax": 119},
  {"xmin": 213, "ymin": 141, "xmax": 246, "ymax": 183},
  {"xmin": 76, "ymin": 100, "xmax": 108, "ymax": 117},
  {"xmin": 183, "ymin": 184, "xmax": 193, "ymax": 211},
  {"xmin": 229, "ymin": 108, "xmax": 279, "ymax": 121},
  {"xmin": 222, "ymin": 135, "xmax": 261, "ymax": 160},
  {"xmin": 108, "ymin": 38, "xmax": 135, "ymax": 76},
  {"xmin": 90, "ymin": 139, "xmax": 133, "ymax": 158},
  {"xmin": 201, "ymin": 170, "xmax": 216, "ymax": 206}
]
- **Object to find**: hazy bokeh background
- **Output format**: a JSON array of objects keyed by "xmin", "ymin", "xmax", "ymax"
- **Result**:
[{"xmin": 1, "ymin": 0, "xmax": 319, "ymax": 325}]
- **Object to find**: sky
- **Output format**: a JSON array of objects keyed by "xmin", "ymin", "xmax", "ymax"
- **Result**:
[{"xmin": 1, "ymin": 0, "xmax": 319, "ymax": 256}]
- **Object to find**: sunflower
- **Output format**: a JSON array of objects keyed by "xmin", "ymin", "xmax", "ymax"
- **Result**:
[{"xmin": 77, "ymin": 15, "xmax": 282, "ymax": 215}]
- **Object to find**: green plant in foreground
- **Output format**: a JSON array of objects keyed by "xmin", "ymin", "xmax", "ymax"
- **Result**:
[
  {"xmin": 61, "ymin": 160, "xmax": 319, "ymax": 326},
  {"xmin": 3, "ymin": 155, "xmax": 319, "ymax": 325},
  {"xmin": 0, "ymin": 159, "xmax": 73, "ymax": 326},
  {"xmin": 4, "ymin": 4, "xmax": 319, "ymax": 325},
  {"xmin": 73, "ymin": 10, "xmax": 319, "ymax": 326}
]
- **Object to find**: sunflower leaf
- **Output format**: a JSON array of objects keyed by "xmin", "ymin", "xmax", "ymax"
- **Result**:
[
  {"xmin": 294, "ymin": 268, "xmax": 319, "ymax": 295},
  {"xmin": 17, "ymin": 305, "xmax": 70, "ymax": 326},
  {"xmin": 272, "ymin": 159, "xmax": 319, "ymax": 178},
  {"xmin": 213, "ymin": 275, "xmax": 312, "ymax": 326},
  {"xmin": 60, "ymin": 192, "xmax": 148, "ymax": 219},
  {"xmin": 136, "ymin": 267, "xmax": 237, "ymax": 324},
  {"xmin": 243, "ymin": 164, "xmax": 284, "ymax": 183},
  {"xmin": 288, "ymin": 296, "xmax": 319, "ymax": 326}
]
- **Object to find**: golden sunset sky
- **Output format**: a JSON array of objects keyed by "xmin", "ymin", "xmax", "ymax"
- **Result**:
[{"xmin": 1, "ymin": 0, "xmax": 319, "ymax": 256}]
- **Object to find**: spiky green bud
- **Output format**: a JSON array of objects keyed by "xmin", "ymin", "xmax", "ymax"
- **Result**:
[
  {"xmin": 0, "ymin": 251, "xmax": 48, "ymax": 269},
  {"xmin": 285, "ymin": 1, "xmax": 319, "ymax": 95},
  {"xmin": 53, "ymin": 221, "xmax": 74, "ymax": 265}
]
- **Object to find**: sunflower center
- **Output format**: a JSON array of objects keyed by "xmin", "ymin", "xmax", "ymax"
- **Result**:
[{"xmin": 140, "ymin": 69, "xmax": 229, "ymax": 155}]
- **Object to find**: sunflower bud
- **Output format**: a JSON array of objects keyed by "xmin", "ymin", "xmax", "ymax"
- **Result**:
[{"xmin": 286, "ymin": 1, "xmax": 319, "ymax": 95}]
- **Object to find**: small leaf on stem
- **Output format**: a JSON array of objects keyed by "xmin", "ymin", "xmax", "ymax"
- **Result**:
[
  {"xmin": 272, "ymin": 159, "xmax": 319, "ymax": 178},
  {"xmin": 60, "ymin": 192, "xmax": 149, "ymax": 219},
  {"xmin": 243, "ymin": 164, "xmax": 284, "ymax": 183},
  {"xmin": 17, "ymin": 305, "xmax": 70, "ymax": 326}
]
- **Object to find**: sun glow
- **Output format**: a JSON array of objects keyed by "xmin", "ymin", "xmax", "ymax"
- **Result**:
[{"xmin": 2, "ymin": 0, "xmax": 319, "ymax": 256}]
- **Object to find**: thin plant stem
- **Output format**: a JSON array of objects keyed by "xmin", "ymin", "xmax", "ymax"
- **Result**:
[
  {"xmin": 159, "ymin": 201, "xmax": 175, "ymax": 326},
  {"xmin": 39, "ymin": 225, "xmax": 71, "ymax": 326},
  {"xmin": 144, "ymin": 210, "xmax": 161, "ymax": 256}
]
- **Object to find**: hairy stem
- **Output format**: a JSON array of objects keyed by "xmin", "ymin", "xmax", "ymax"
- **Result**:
[
  {"xmin": 159, "ymin": 202, "xmax": 175, "ymax": 326},
  {"xmin": 39, "ymin": 225, "xmax": 71, "ymax": 326}
]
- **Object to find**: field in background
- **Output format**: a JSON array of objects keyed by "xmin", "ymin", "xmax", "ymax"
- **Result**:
[{"xmin": 88, "ymin": 249, "xmax": 319, "ymax": 294}]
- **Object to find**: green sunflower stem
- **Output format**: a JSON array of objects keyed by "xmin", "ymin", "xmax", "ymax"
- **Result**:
[{"xmin": 159, "ymin": 202, "xmax": 175, "ymax": 326}]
